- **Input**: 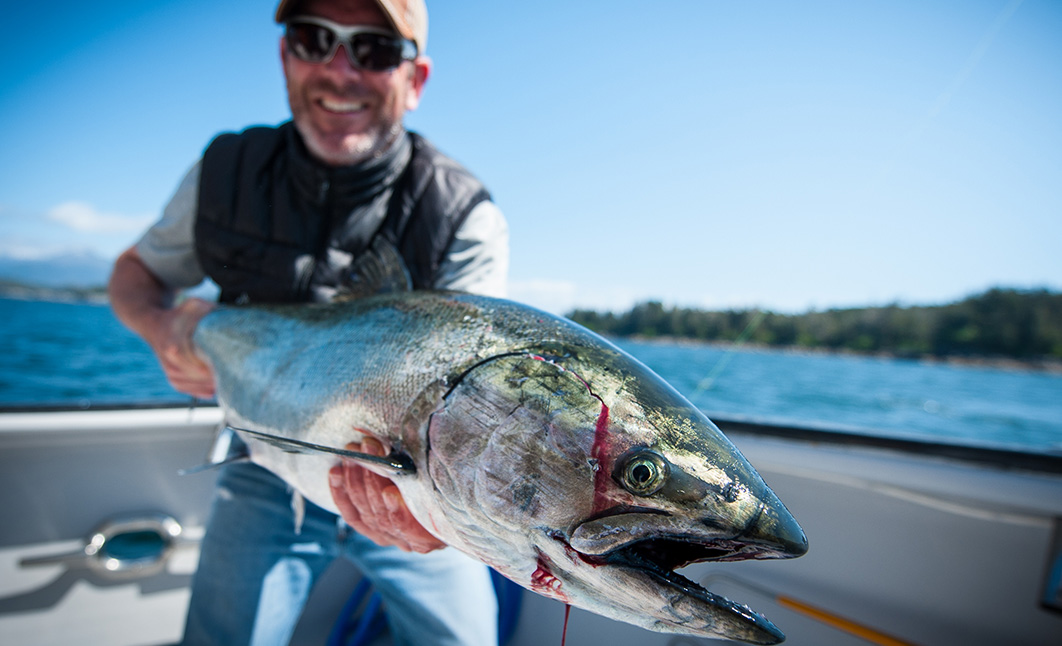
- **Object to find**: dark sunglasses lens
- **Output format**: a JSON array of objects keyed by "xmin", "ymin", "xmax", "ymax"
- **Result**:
[
  {"xmin": 286, "ymin": 23, "xmax": 336, "ymax": 62},
  {"xmin": 349, "ymin": 34, "xmax": 406, "ymax": 71}
]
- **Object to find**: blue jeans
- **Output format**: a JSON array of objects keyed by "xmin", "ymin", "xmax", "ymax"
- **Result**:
[{"xmin": 181, "ymin": 461, "xmax": 498, "ymax": 646}]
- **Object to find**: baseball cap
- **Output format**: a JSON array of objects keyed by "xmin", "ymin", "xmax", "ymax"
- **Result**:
[{"xmin": 275, "ymin": 0, "xmax": 428, "ymax": 54}]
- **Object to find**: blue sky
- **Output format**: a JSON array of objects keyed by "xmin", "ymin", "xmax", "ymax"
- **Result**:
[{"xmin": 1, "ymin": 0, "xmax": 1060, "ymax": 314}]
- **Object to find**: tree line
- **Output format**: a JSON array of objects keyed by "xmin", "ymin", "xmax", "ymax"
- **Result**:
[{"xmin": 567, "ymin": 288, "xmax": 1062, "ymax": 361}]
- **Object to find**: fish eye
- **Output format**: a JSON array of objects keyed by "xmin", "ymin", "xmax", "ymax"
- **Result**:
[{"xmin": 616, "ymin": 450, "xmax": 670, "ymax": 496}]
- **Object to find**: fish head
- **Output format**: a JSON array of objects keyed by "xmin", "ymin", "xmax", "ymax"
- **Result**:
[{"xmin": 424, "ymin": 340, "xmax": 807, "ymax": 644}]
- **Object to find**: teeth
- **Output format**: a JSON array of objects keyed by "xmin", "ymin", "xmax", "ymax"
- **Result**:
[{"xmin": 320, "ymin": 98, "xmax": 367, "ymax": 113}]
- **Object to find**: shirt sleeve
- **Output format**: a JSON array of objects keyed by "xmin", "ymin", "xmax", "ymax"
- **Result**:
[
  {"xmin": 433, "ymin": 200, "xmax": 510, "ymax": 298},
  {"xmin": 134, "ymin": 161, "xmax": 207, "ymax": 289}
]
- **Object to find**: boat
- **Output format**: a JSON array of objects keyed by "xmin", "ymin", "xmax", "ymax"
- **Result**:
[{"xmin": 1, "ymin": 404, "xmax": 1060, "ymax": 645}]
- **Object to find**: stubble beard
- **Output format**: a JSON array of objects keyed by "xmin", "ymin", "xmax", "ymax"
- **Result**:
[
  {"xmin": 297, "ymin": 117, "xmax": 404, "ymax": 167},
  {"xmin": 290, "ymin": 78, "xmax": 406, "ymax": 166}
]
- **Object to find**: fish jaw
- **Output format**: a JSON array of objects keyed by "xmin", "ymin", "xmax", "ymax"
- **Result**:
[
  {"xmin": 532, "ymin": 531, "xmax": 788, "ymax": 644},
  {"xmin": 555, "ymin": 501, "xmax": 803, "ymax": 643}
]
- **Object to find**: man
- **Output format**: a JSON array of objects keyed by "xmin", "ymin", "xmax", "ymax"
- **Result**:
[{"xmin": 108, "ymin": 1, "xmax": 507, "ymax": 644}]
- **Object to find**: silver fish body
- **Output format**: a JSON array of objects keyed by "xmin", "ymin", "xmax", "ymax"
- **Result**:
[{"xmin": 194, "ymin": 292, "xmax": 807, "ymax": 644}]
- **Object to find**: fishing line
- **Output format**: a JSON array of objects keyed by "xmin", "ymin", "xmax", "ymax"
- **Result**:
[
  {"xmin": 870, "ymin": 0, "xmax": 1024, "ymax": 189},
  {"xmin": 691, "ymin": 310, "xmax": 766, "ymax": 396}
]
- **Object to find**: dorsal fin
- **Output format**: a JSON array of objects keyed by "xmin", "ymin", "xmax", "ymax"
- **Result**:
[{"xmin": 335, "ymin": 237, "xmax": 413, "ymax": 302}]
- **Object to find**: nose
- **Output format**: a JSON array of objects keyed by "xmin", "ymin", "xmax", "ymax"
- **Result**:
[
  {"xmin": 742, "ymin": 492, "xmax": 808, "ymax": 559},
  {"xmin": 324, "ymin": 43, "xmax": 362, "ymax": 75}
]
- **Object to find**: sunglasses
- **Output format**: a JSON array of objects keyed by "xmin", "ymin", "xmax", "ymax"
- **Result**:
[{"xmin": 285, "ymin": 16, "xmax": 418, "ymax": 71}]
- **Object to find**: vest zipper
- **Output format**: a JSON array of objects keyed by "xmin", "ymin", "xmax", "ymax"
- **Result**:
[{"xmin": 296, "ymin": 177, "xmax": 332, "ymax": 300}]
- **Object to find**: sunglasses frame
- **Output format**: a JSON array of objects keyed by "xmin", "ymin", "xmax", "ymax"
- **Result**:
[{"xmin": 284, "ymin": 15, "xmax": 418, "ymax": 71}]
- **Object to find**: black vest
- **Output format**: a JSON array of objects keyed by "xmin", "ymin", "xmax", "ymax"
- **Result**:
[{"xmin": 195, "ymin": 123, "xmax": 490, "ymax": 303}]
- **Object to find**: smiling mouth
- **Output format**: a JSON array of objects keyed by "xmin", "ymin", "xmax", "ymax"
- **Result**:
[{"xmin": 319, "ymin": 98, "xmax": 368, "ymax": 114}]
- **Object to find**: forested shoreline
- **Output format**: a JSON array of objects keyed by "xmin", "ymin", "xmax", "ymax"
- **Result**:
[
  {"xmin": 568, "ymin": 288, "xmax": 1062, "ymax": 364},
  {"xmin": 5, "ymin": 280, "xmax": 1060, "ymax": 367},
  {"xmin": 0, "ymin": 280, "xmax": 108, "ymax": 304}
]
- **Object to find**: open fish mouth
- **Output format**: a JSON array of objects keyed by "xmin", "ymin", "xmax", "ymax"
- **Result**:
[
  {"xmin": 615, "ymin": 533, "xmax": 791, "ymax": 566},
  {"xmin": 594, "ymin": 536, "xmax": 787, "ymax": 645}
]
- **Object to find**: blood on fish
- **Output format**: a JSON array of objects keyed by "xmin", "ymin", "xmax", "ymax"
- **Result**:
[
  {"xmin": 561, "ymin": 603, "xmax": 572, "ymax": 646},
  {"xmin": 531, "ymin": 556, "xmax": 565, "ymax": 597},
  {"xmin": 524, "ymin": 353, "xmax": 618, "ymax": 514},
  {"xmin": 532, "ymin": 549, "xmax": 573, "ymax": 645},
  {"xmin": 589, "ymin": 403, "xmax": 613, "ymax": 514}
]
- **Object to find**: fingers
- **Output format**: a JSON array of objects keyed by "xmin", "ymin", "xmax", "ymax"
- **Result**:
[
  {"xmin": 159, "ymin": 345, "xmax": 215, "ymax": 398},
  {"xmin": 153, "ymin": 298, "xmax": 217, "ymax": 398},
  {"xmin": 347, "ymin": 443, "xmax": 395, "ymax": 543},
  {"xmin": 329, "ymin": 456, "xmax": 410, "ymax": 550},
  {"xmin": 329, "ymin": 464, "xmax": 388, "ymax": 546},
  {"xmin": 329, "ymin": 439, "xmax": 446, "ymax": 554}
]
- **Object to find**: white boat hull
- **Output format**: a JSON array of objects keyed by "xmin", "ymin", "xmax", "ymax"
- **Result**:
[{"xmin": 2, "ymin": 407, "xmax": 1060, "ymax": 645}]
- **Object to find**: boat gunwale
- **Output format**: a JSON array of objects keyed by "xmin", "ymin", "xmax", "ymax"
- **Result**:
[{"xmin": 716, "ymin": 417, "xmax": 1062, "ymax": 474}]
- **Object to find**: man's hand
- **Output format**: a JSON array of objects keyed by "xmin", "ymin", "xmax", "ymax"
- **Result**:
[
  {"xmin": 108, "ymin": 247, "xmax": 216, "ymax": 399},
  {"xmin": 147, "ymin": 297, "xmax": 216, "ymax": 399},
  {"xmin": 329, "ymin": 437, "xmax": 446, "ymax": 553}
]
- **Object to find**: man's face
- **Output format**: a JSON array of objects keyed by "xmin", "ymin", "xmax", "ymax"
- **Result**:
[{"xmin": 281, "ymin": 0, "xmax": 430, "ymax": 166}]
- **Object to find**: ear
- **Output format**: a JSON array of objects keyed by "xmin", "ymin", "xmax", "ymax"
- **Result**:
[
  {"xmin": 279, "ymin": 35, "xmax": 291, "ymax": 76},
  {"xmin": 404, "ymin": 56, "xmax": 432, "ymax": 111}
]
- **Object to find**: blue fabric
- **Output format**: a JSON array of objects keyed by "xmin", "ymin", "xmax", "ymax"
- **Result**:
[
  {"xmin": 181, "ymin": 461, "xmax": 498, "ymax": 646},
  {"xmin": 327, "ymin": 579, "xmax": 386, "ymax": 646},
  {"xmin": 490, "ymin": 569, "xmax": 524, "ymax": 645},
  {"xmin": 330, "ymin": 569, "xmax": 525, "ymax": 646}
]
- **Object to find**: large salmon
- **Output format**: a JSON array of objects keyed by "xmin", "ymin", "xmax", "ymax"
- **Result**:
[{"xmin": 193, "ymin": 290, "xmax": 807, "ymax": 644}]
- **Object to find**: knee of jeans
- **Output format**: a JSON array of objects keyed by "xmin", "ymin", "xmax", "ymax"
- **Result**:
[{"xmin": 249, "ymin": 557, "xmax": 314, "ymax": 646}]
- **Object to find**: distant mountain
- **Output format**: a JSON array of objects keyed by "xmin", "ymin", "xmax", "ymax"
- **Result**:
[{"xmin": 0, "ymin": 250, "xmax": 112, "ymax": 288}]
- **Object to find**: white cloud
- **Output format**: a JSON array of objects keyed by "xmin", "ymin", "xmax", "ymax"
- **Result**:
[
  {"xmin": 0, "ymin": 243, "xmax": 108, "ymax": 262},
  {"xmin": 0, "ymin": 245, "xmax": 62, "ymax": 260},
  {"xmin": 508, "ymin": 279, "xmax": 579, "ymax": 315},
  {"xmin": 0, "ymin": 201, "xmax": 150, "ymax": 260},
  {"xmin": 509, "ymin": 279, "xmax": 648, "ymax": 315},
  {"xmin": 47, "ymin": 201, "xmax": 153, "ymax": 234}
]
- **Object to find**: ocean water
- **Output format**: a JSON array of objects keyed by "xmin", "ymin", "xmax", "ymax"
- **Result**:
[
  {"xmin": 615, "ymin": 338, "xmax": 1062, "ymax": 453},
  {"xmin": 2, "ymin": 297, "xmax": 1061, "ymax": 453},
  {"xmin": 0, "ymin": 297, "xmax": 181, "ymax": 405}
]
